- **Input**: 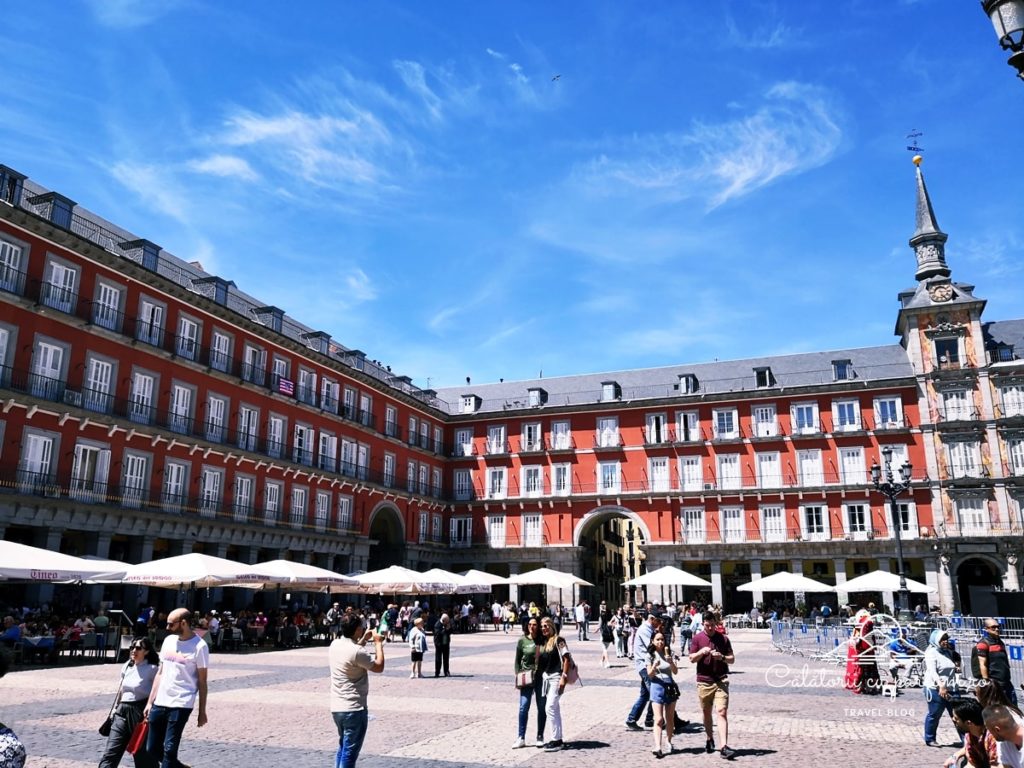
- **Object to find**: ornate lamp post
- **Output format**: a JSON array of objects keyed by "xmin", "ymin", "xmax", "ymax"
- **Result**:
[
  {"xmin": 981, "ymin": 0, "xmax": 1024, "ymax": 81},
  {"xmin": 871, "ymin": 447, "xmax": 914, "ymax": 614}
]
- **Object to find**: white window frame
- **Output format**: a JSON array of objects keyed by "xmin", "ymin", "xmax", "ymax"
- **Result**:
[
  {"xmin": 176, "ymin": 315, "xmax": 200, "ymax": 361},
  {"xmin": 838, "ymin": 446, "xmax": 866, "ymax": 485},
  {"xmin": 552, "ymin": 463, "xmax": 571, "ymax": 496},
  {"xmin": 680, "ymin": 455, "xmax": 703, "ymax": 492},
  {"xmin": 163, "ymin": 460, "xmax": 188, "ymax": 512},
  {"xmin": 205, "ymin": 395, "xmax": 228, "ymax": 443},
  {"xmin": 551, "ymin": 420, "xmax": 572, "ymax": 450},
  {"xmin": 597, "ymin": 461, "xmax": 620, "ymax": 494},
  {"xmin": 948, "ymin": 440, "xmax": 982, "ymax": 479},
  {"xmin": 455, "ymin": 428, "xmax": 474, "ymax": 457},
  {"xmin": 832, "ymin": 399, "xmax": 861, "ymax": 432},
  {"xmin": 761, "ymin": 504, "xmax": 786, "ymax": 542},
  {"xmin": 487, "ymin": 424, "xmax": 507, "ymax": 455},
  {"xmin": 70, "ymin": 442, "xmax": 110, "ymax": 503},
  {"xmin": 290, "ymin": 485, "xmax": 308, "ymax": 528},
  {"xmin": 800, "ymin": 504, "xmax": 829, "ymax": 542},
  {"xmin": 681, "ymin": 507, "xmax": 705, "ymax": 543},
  {"xmin": 717, "ymin": 453, "xmax": 741, "ymax": 490},
  {"xmin": 791, "ymin": 401, "xmax": 819, "ymax": 435},
  {"xmin": 596, "ymin": 416, "xmax": 619, "ymax": 448},
  {"xmin": 873, "ymin": 395, "xmax": 903, "ymax": 429},
  {"xmin": 522, "ymin": 422, "xmax": 542, "ymax": 452},
  {"xmin": 645, "ymin": 412, "xmax": 669, "ymax": 444},
  {"xmin": 721, "ymin": 506, "xmax": 745, "ymax": 543},
  {"xmin": 210, "ymin": 330, "xmax": 232, "ymax": 372},
  {"xmin": 454, "ymin": 468, "xmax": 473, "ymax": 500},
  {"xmin": 264, "ymin": 481, "xmax": 282, "ymax": 525},
  {"xmin": 752, "ymin": 404, "xmax": 778, "ymax": 437},
  {"xmin": 677, "ymin": 410, "xmax": 700, "ymax": 443},
  {"xmin": 121, "ymin": 453, "xmax": 148, "ymax": 509},
  {"xmin": 522, "ymin": 513, "xmax": 543, "ymax": 547},
  {"xmin": 450, "ymin": 516, "xmax": 472, "ymax": 548},
  {"xmin": 522, "ymin": 465, "xmax": 543, "ymax": 498},
  {"xmin": 756, "ymin": 451, "xmax": 781, "ymax": 489},
  {"xmin": 199, "ymin": 467, "xmax": 223, "ymax": 517},
  {"xmin": 233, "ymin": 475, "xmax": 254, "ymax": 521},
  {"xmin": 797, "ymin": 449, "xmax": 823, "ymax": 486},
  {"xmin": 315, "ymin": 490, "xmax": 331, "ymax": 531},
  {"xmin": 487, "ymin": 515, "xmax": 506, "ymax": 548},
  {"xmin": 956, "ymin": 497, "xmax": 988, "ymax": 535},
  {"xmin": 712, "ymin": 408, "xmax": 739, "ymax": 439},
  {"xmin": 649, "ymin": 456, "xmax": 670, "ymax": 492},
  {"xmin": 1000, "ymin": 385, "xmax": 1024, "ymax": 418},
  {"xmin": 843, "ymin": 502, "xmax": 870, "ymax": 540},
  {"xmin": 337, "ymin": 496, "xmax": 353, "ymax": 530},
  {"xmin": 487, "ymin": 467, "xmax": 507, "ymax": 500}
]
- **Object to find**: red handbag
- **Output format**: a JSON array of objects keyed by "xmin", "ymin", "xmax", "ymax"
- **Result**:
[{"xmin": 126, "ymin": 719, "xmax": 149, "ymax": 755}]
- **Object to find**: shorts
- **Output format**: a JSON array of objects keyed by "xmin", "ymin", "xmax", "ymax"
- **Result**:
[
  {"xmin": 411, "ymin": 651, "xmax": 423, "ymax": 662},
  {"xmin": 697, "ymin": 679, "xmax": 729, "ymax": 710},
  {"xmin": 650, "ymin": 678, "xmax": 680, "ymax": 705}
]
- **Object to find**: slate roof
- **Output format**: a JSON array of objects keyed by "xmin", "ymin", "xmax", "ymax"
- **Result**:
[{"xmin": 984, "ymin": 319, "xmax": 1024, "ymax": 353}]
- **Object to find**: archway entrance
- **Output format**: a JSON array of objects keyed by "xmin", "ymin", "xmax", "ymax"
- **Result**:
[
  {"xmin": 368, "ymin": 506, "xmax": 406, "ymax": 572},
  {"xmin": 577, "ymin": 509, "xmax": 647, "ymax": 607},
  {"xmin": 956, "ymin": 557, "xmax": 1002, "ymax": 615}
]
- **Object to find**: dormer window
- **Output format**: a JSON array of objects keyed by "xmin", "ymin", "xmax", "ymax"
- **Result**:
[
  {"xmin": 461, "ymin": 395, "xmax": 480, "ymax": 414},
  {"xmin": 994, "ymin": 345, "xmax": 1016, "ymax": 363},
  {"xmin": 832, "ymin": 360, "xmax": 853, "ymax": 381},
  {"xmin": 754, "ymin": 367, "xmax": 775, "ymax": 389},
  {"xmin": 601, "ymin": 381, "xmax": 621, "ymax": 402},
  {"xmin": 528, "ymin": 388, "xmax": 548, "ymax": 407},
  {"xmin": 678, "ymin": 374, "xmax": 699, "ymax": 394}
]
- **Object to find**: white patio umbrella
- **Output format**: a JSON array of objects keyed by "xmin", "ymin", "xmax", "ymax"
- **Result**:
[
  {"xmin": 419, "ymin": 567, "xmax": 473, "ymax": 594},
  {"xmin": 353, "ymin": 565, "xmax": 446, "ymax": 594},
  {"xmin": 229, "ymin": 560, "xmax": 362, "ymax": 592},
  {"xmin": 736, "ymin": 571, "xmax": 833, "ymax": 593},
  {"xmin": 836, "ymin": 569, "xmax": 936, "ymax": 594},
  {"xmin": 0, "ymin": 540, "xmax": 122, "ymax": 582},
  {"xmin": 117, "ymin": 552, "xmax": 268, "ymax": 589},
  {"xmin": 460, "ymin": 569, "xmax": 509, "ymax": 591},
  {"xmin": 507, "ymin": 567, "xmax": 594, "ymax": 589},
  {"xmin": 623, "ymin": 565, "xmax": 712, "ymax": 588}
]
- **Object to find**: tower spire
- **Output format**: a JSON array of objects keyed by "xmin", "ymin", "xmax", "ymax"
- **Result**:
[{"xmin": 909, "ymin": 155, "xmax": 950, "ymax": 282}]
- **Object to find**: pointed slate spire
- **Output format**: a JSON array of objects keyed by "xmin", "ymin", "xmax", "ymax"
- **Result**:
[{"xmin": 908, "ymin": 156, "xmax": 950, "ymax": 282}]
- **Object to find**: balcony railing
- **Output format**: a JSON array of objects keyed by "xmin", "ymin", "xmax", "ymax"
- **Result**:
[{"xmin": 936, "ymin": 407, "xmax": 982, "ymax": 423}]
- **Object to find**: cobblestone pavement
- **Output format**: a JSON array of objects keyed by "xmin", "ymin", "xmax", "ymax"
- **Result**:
[{"xmin": 2, "ymin": 628, "xmax": 957, "ymax": 767}]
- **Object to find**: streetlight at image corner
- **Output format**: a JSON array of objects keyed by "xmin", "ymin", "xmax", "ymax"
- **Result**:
[
  {"xmin": 981, "ymin": 0, "xmax": 1024, "ymax": 81},
  {"xmin": 871, "ymin": 447, "xmax": 914, "ymax": 615}
]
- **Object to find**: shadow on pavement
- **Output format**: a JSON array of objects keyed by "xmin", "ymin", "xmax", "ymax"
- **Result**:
[{"xmin": 565, "ymin": 740, "xmax": 610, "ymax": 750}]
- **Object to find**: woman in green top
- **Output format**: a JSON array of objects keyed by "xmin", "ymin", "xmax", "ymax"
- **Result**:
[{"xmin": 513, "ymin": 618, "xmax": 546, "ymax": 749}]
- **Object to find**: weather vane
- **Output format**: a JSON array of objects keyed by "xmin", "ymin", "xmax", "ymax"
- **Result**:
[{"xmin": 906, "ymin": 129, "xmax": 924, "ymax": 153}]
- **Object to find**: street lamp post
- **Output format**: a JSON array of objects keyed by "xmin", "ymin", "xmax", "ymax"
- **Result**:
[
  {"xmin": 871, "ymin": 447, "xmax": 914, "ymax": 615},
  {"xmin": 981, "ymin": 0, "xmax": 1024, "ymax": 81}
]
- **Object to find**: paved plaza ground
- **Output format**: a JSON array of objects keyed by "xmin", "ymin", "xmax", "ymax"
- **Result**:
[{"xmin": 2, "ymin": 627, "xmax": 956, "ymax": 767}]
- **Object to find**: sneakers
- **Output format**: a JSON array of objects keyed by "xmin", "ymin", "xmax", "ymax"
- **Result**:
[
  {"xmin": 512, "ymin": 737, "xmax": 526, "ymax": 749},
  {"xmin": 706, "ymin": 738, "xmax": 716, "ymax": 754},
  {"xmin": 651, "ymin": 749, "xmax": 663, "ymax": 759},
  {"xmin": 543, "ymin": 740, "xmax": 564, "ymax": 752},
  {"xmin": 625, "ymin": 721, "xmax": 645, "ymax": 732},
  {"xmin": 720, "ymin": 746, "xmax": 737, "ymax": 760},
  {"xmin": 534, "ymin": 738, "xmax": 545, "ymax": 747},
  {"xmin": 666, "ymin": 741, "xmax": 675, "ymax": 754}
]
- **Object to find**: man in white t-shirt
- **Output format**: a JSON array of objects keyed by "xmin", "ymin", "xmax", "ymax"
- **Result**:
[
  {"xmin": 984, "ymin": 704, "xmax": 1024, "ymax": 768},
  {"xmin": 144, "ymin": 608, "xmax": 209, "ymax": 768},
  {"xmin": 330, "ymin": 612, "xmax": 385, "ymax": 768}
]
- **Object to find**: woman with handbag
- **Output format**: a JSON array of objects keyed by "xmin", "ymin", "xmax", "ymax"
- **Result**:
[
  {"xmin": 98, "ymin": 637, "xmax": 159, "ymax": 768},
  {"xmin": 537, "ymin": 616, "xmax": 573, "ymax": 752},
  {"xmin": 512, "ymin": 618, "xmax": 545, "ymax": 749},
  {"xmin": 647, "ymin": 631, "xmax": 680, "ymax": 758}
]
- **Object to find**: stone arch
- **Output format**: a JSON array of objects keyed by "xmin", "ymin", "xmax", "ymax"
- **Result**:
[
  {"xmin": 573, "ymin": 505, "xmax": 651, "ymax": 547},
  {"xmin": 954, "ymin": 555, "xmax": 1004, "ymax": 615},
  {"xmin": 367, "ymin": 501, "xmax": 406, "ymax": 541},
  {"xmin": 367, "ymin": 502, "xmax": 406, "ymax": 571}
]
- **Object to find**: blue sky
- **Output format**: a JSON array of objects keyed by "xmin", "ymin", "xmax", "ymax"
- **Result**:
[{"xmin": 2, "ymin": 2, "xmax": 1022, "ymax": 389}]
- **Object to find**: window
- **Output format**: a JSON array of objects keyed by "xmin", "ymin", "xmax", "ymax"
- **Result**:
[
  {"xmin": 340, "ymin": 440, "xmax": 356, "ymax": 477},
  {"xmin": 649, "ymin": 457, "xmax": 670, "ymax": 491},
  {"xmin": 19, "ymin": 432, "xmax": 55, "ymax": 492},
  {"xmin": 522, "ymin": 466, "xmax": 543, "ymax": 497},
  {"xmin": 797, "ymin": 449, "xmax": 823, "ymax": 485},
  {"xmin": 450, "ymin": 517, "xmax": 472, "ymax": 547},
  {"xmin": 337, "ymin": 496, "xmax": 353, "ymax": 530},
  {"xmin": 873, "ymin": 396, "xmax": 903, "ymax": 429},
  {"xmin": 942, "ymin": 389, "xmax": 972, "ymax": 421},
  {"xmin": 267, "ymin": 415, "xmax": 285, "ymax": 459},
  {"xmin": 935, "ymin": 337, "xmax": 960, "ymax": 368},
  {"xmin": 522, "ymin": 422, "xmax": 542, "ymax": 452},
  {"xmin": 384, "ymin": 405, "xmax": 397, "ymax": 437},
  {"xmin": 432, "ymin": 513, "xmax": 442, "ymax": 542},
  {"xmin": 553, "ymin": 464, "xmax": 571, "ymax": 496},
  {"xmin": 717, "ymin": 454, "xmax": 741, "ymax": 490},
  {"xmin": 346, "ymin": 389, "xmax": 359, "ymax": 421},
  {"xmin": 889, "ymin": 501, "xmax": 916, "ymax": 539},
  {"xmin": 136, "ymin": 298, "xmax": 164, "ymax": 347},
  {"xmin": 1009, "ymin": 438, "xmax": 1024, "ymax": 476},
  {"xmin": 318, "ymin": 432, "xmax": 338, "ymax": 472},
  {"xmin": 205, "ymin": 395, "xmax": 227, "ymax": 443},
  {"xmin": 455, "ymin": 428, "xmax": 474, "ymax": 457},
  {"xmin": 418, "ymin": 511, "xmax": 428, "ymax": 543},
  {"xmin": 129, "ymin": 371, "xmax": 155, "ymax": 425},
  {"xmin": 551, "ymin": 421, "xmax": 572, "ymax": 450},
  {"xmin": 523, "ymin": 514, "xmax": 543, "ymax": 547},
  {"xmin": 948, "ymin": 441, "xmax": 981, "ymax": 478},
  {"xmin": 677, "ymin": 411, "xmax": 700, "ymax": 442},
  {"xmin": 70, "ymin": 443, "xmax": 110, "ymax": 502},
  {"xmin": 94, "ymin": 282, "xmax": 123, "ymax": 331},
  {"xmin": 272, "ymin": 357, "xmax": 289, "ymax": 389},
  {"xmin": 487, "ymin": 425, "xmax": 507, "ymax": 454},
  {"xmin": 752, "ymin": 405, "xmax": 777, "ymax": 437},
  {"xmin": 528, "ymin": 388, "xmax": 546, "ymax": 407},
  {"xmin": 320, "ymin": 378, "xmax": 339, "ymax": 414},
  {"xmin": 176, "ymin": 316, "xmax": 200, "ymax": 361},
  {"xmin": 406, "ymin": 460, "xmax": 416, "ymax": 492},
  {"xmin": 1001, "ymin": 385, "xmax": 1024, "ymax": 418},
  {"xmin": 454, "ymin": 469, "xmax": 473, "ymax": 500},
  {"xmin": 646, "ymin": 413, "xmax": 669, "ymax": 444},
  {"xmin": 361, "ymin": 394, "xmax": 374, "ymax": 427},
  {"xmin": 832, "ymin": 360, "xmax": 853, "ymax": 381},
  {"xmin": 122, "ymin": 453, "xmax": 149, "ymax": 509},
  {"xmin": 598, "ymin": 461, "xmax": 620, "ymax": 494},
  {"xmin": 680, "ymin": 456, "xmax": 703, "ymax": 491},
  {"xmin": 163, "ymin": 461, "xmax": 187, "ymax": 512},
  {"xmin": 761, "ymin": 505, "xmax": 786, "ymax": 542},
  {"xmin": 0, "ymin": 327, "xmax": 7, "ymax": 386},
  {"xmin": 237, "ymin": 405, "xmax": 258, "ymax": 451},
  {"xmin": 30, "ymin": 340, "xmax": 65, "ymax": 399},
  {"xmin": 487, "ymin": 515, "xmax": 506, "ymax": 548},
  {"xmin": 297, "ymin": 368, "xmax": 317, "ymax": 406},
  {"xmin": 290, "ymin": 485, "xmax": 308, "ymax": 527},
  {"xmin": 754, "ymin": 367, "xmax": 775, "ymax": 389},
  {"xmin": 681, "ymin": 508, "xmax": 705, "ymax": 543},
  {"xmin": 838, "ymin": 447, "xmax": 865, "ymax": 485},
  {"xmin": 357, "ymin": 444, "xmax": 370, "ymax": 481},
  {"xmin": 210, "ymin": 331, "xmax": 231, "ymax": 372},
  {"xmin": 756, "ymin": 452, "xmax": 781, "ymax": 488},
  {"xmin": 83, "ymin": 357, "xmax": 114, "ymax": 413},
  {"xmin": 417, "ymin": 463, "xmax": 428, "ymax": 494},
  {"xmin": 42, "ymin": 259, "xmax": 78, "ymax": 313},
  {"xmin": 383, "ymin": 453, "xmax": 396, "ymax": 487},
  {"xmin": 601, "ymin": 382, "xmax": 621, "ymax": 402},
  {"xmin": 0, "ymin": 238, "xmax": 24, "ymax": 293},
  {"xmin": 957, "ymin": 497, "xmax": 988, "ymax": 535},
  {"xmin": 264, "ymin": 481, "xmax": 282, "ymax": 525},
  {"xmin": 679, "ymin": 374, "xmax": 699, "ymax": 394},
  {"xmin": 234, "ymin": 475, "xmax": 254, "ymax": 522},
  {"xmin": 461, "ymin": 395, "xmax": 477, "ymax": 414},
  {"xmin": 844, "ymin": 503, "xmax": 869, "ymax": 539},
  {"xmin": 833, "ymin": 399, "xmax": 860, "ymax": 431},
  {"xmin": 801, "ymin": 505, "xmax": 828, "ymax": 541},
  {"xmin": 199, "ymin": 468, "xmax": 222, "ymax": 517},
  {"xmin": 713, "ymin": 408, "xmax": 738, "ymax": 439},
  {"xmin": 241, "ymin": 345, "xmax": 266, "ymax": 386},
  {"xmin": 293, "ymin": 424, "xmax": 314, "ymax": 465},
  {"xmin": 721, "ymin": 507, "xmax": 745, "ymax": 542},
  {"xmin": 596, "ymin": 416, "xmax": 619, "ymax": 448},
  {"xmin": 169, "ymin": 384, "xmax": 193, "ymax": 434},
  {"xmin": 315, "ymin": 491, "xmax": 331, "ymax": 531},
  {"xmin": 432, "ymin": 468, "xmax": 442, "ymax": 497},
  {"xmin": 433, "ymin": 427, "xmax": 443, "ymax": 454},
  {"xmin": 487, "ymin": 467, "xmax": 507, "ymax": 499},
  {"xmin": 791, "ymin": 402, "xmax": 819, "ymax": 434}
]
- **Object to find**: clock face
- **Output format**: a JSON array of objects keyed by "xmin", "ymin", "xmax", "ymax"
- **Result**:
[{"xmin": 929, "ymin": 284, "xmax": 954, "ymax": 303}]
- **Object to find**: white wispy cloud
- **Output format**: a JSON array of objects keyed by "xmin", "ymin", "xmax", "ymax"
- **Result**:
[
  {"xmin": 84, "ymin": 0, "xmax": 184, "ymax": 28},
  {"xmin": 187, "ymin": 154, "xmax": 259, "ymax": 181},
  {"xmin": 109, "ymin": 161, "xmax": 191, "ymax": 222},
  {"xmin": 393, "ymin": 60, "xmax": 443, "ymax": 122},
  {"xmin": 724, "ymin": 15, "xmax": 805, "ymax": 50},
  {"xmin": 345, "ymin": 267, "xmax": 378, "ymax": 302}
]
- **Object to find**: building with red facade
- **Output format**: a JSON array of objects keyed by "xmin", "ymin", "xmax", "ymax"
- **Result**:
[{"xmin": 0, "ymin": 160, "xmax": 1021, "ymax": 614}]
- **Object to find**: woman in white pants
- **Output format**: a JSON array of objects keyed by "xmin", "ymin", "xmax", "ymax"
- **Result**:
[{"xmin": 537, "ymin": 616, "xmax": 573, "ymax": 752}]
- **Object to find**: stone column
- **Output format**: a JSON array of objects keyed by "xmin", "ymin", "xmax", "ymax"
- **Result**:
[
  {"xmin": 749, "ymin": 559, "xmax": 763, "ymax": 609},
  {"xmin": 833, "ymin": 558, "xmax": 848, "ymax": 608},
  {"xmin": 936, "ymin": 555, "xmax": 956, "ymax": 614},
  {"xmin": 1004, "ymin": 553, "xmax": 1020, "ymax": 591},
  {"xmin": 508, "ymin": 563, "xmax": 520, "ymax": 607},
  {"xmin": 128, "ymin": 537, "xmax": 155, "ymax": 614},
  {"xmin": 710, "ymin": 560, "xmax": 723, "ymax": 607},
  {"xmin": 84, "ymin": 532, "xmax": 113, "ymax": 611},
  {"xmin": 28, "ymin": 528, "xmax": 65, "ymax": 606}
]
